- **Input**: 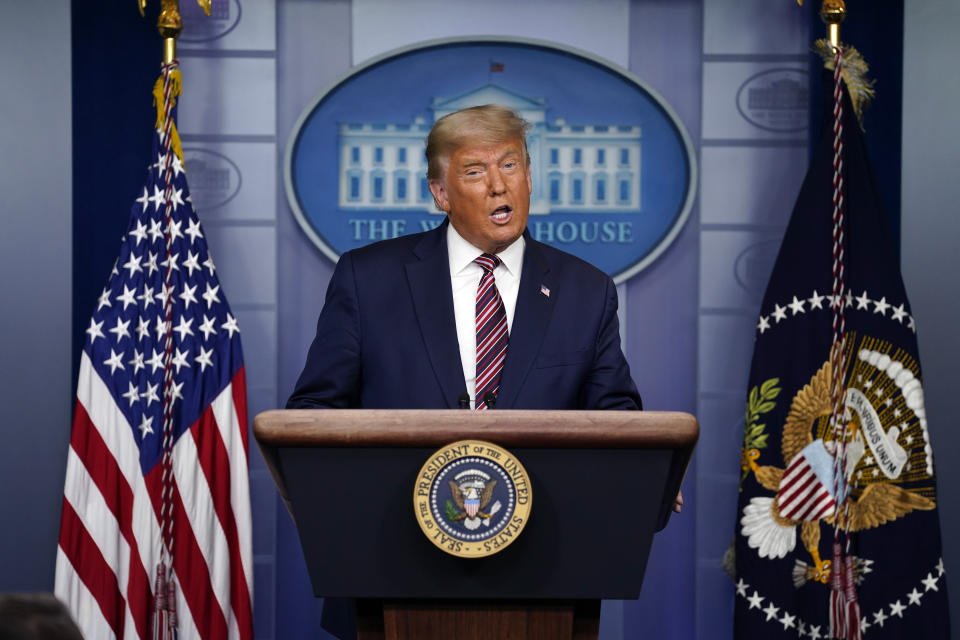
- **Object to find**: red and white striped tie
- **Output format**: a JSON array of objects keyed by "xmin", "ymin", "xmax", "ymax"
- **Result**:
[{"xmin": 474, "ymin": 253, "xmax": 509, "ymax": 410}]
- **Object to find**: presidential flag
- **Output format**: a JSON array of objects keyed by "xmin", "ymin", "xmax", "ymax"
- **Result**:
[
  {"xmin": 733, "ymin": 62, "xmax": 950, "ymax": 638},
  {"xmin": 55, "ymin": 63, "xmax": 254, "ymax": 639}
]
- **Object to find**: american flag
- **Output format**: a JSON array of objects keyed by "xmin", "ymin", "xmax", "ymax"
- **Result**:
[{"xmin": 55, "ymin": 65, "xmax": 253, "ymax": 640}]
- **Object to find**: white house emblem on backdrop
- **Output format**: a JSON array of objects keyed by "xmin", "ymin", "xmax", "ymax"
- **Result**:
[
  {"xmin": 736, "ymin": 68, "xmax": 809, "ymax": 133},
  {"xmin": 179, "ymin": 0, "xmax": 241, "ymax": 42},
  {"xmin": 337, "ymin": 83, "xmax": 642, "ymax": 216},
  {"xmin": 286, "ymin": 38, "xmax": 697, "ymax": 283}
]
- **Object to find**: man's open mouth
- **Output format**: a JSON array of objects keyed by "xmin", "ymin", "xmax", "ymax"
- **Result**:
[{"xmin": 490, "ymin": 205, "xmax": 512, "ymax": 222}]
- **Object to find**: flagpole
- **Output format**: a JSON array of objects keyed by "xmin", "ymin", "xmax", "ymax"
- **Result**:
[
  {"xmin": 139, "ymin": 2, "xmax": 195, "ymax": 638},
  {"xmin": 820, "ymin": 0, "xmax": 845, "ymax": 48},
  {"xmin": 140, "ymin": 0, "xmax": 213, "ymax": 61}
]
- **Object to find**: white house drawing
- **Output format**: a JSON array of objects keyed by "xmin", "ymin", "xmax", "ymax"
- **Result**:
[{"xmin": 337, "ymin": 84, "xmax": 642, "ymax": 214}]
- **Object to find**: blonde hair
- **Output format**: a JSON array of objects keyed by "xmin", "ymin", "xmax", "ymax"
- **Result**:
[{"xmin": 425, "ymin": 104, "xmax": 531, "ymax": 180}]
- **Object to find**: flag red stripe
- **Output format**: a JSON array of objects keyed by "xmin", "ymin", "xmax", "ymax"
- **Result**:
[
  {"xmin": 213, "ymin": 377, "xmax": 253, "ymax": 600},
  {"xmin": 779, "ymin": 462, "xmax": 814, "ymax": 498},
  {"xmin": 58, "ymin": 498, "xmax": 126, "ymax": 637},
  {"xmin": 807, "ymin": 494, "xmax": 836, "ymax": 521},
  {"xmin": 778, "ymin": 466, "xmax": 816, "ymax": 510},
  {"xmin": 794, "ymin": 489, "xmax": 833, "ymax": 521},
  {"xmin": 230, "ymin": 366, "xmax": 249, "ymax": 455},
  {"xmin": 168, "ymin": 475, "xmax": 230, "ymax": 640},
  {"xmin": 70, "ymin": 401, "xmax": 152, "ymax": 638},
  {"xmin": 790, "ymin": 489, "xmax": 823, "ymax": 520},
  {"xmin": 144, "ymin": 449, "xmax": 231, "ymax": 640},
  {"xmin": 191, "ymin": 406, "xmax": 254, "ymax": 639}
]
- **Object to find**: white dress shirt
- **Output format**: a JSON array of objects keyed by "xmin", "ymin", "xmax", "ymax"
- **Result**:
[{"xmin": 446, "ymin": 223, "xmax": 525, "ymax": 409}]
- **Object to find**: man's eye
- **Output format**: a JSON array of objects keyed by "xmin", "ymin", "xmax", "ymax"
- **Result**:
[{"xmin": 503, "ymin": 162, "xmax": 516, "ymax": 169}]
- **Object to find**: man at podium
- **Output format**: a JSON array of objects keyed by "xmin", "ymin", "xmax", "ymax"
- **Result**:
[
  {"xmin": 288, "ymin": 104, "xmax": 642, "ymax": 414},
  {"xmin": 286, "ymin": 104, "xmax": 668, "ymax": 640}
]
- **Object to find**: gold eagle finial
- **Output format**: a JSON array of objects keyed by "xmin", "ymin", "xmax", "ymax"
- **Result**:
[{"xmin": 137, "ymin": 0, "xmax": 212, "ymax": 37}]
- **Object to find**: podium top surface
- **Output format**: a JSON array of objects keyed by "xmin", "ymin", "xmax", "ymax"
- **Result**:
[{"xmin": 254, "ymin": 409, "xmax": 697, "ymax": 449}]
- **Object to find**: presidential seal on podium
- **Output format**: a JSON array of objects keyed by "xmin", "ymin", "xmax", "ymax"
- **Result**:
[{"xmin": 413, "ymin": 440, "xmax": 532, "ymax": 558}]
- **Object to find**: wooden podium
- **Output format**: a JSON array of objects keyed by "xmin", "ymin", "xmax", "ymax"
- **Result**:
[{"xmin": 254, "ymin": 409, "xmax": 697, "ymax": 640}]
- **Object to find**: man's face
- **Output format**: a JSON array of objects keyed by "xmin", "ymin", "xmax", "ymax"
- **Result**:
[{"xmin": 429, "ymin": 138, "xmax": 532, "ymax": 255}]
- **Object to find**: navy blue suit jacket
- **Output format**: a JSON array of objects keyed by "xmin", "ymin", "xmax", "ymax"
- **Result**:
[{"xmin": 288, "ymin": 220, "xmax": 641, "ymax": 411}]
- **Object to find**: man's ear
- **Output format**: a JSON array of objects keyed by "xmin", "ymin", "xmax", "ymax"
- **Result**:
[{"xmin": 428, "ymin": 179, "xmax": 450, "ymax": 212}]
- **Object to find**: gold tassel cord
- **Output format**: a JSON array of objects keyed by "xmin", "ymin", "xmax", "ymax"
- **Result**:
[
  {"xmin": 814, "ymin": 39, "xmax": 876, "ymax": 127},
  {"xmin": 152, "ymin": 70, "xmax": 184, "ymax": 165}
]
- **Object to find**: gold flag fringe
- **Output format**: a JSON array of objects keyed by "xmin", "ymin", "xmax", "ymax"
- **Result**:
[
  {"xmin": 152, "ymin": 70, "xmax": 184, "ymax": 165},
  {"xmin": 814, "ymin": 39, "xmax": 876, "ymax": 127}
]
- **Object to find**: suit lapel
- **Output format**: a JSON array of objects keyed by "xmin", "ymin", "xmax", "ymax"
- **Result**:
[
  {"xmin": 497, "ymin": 235, "xmax": 554, "ymax": 409},
  {"xmin": 405, "ymin": 221, "xmax": 466, "ymax": 408}
]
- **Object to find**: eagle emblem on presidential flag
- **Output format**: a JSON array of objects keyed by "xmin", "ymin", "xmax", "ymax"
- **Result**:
[{"xmin": 740, "ymin": 334, "xmax": 937, "ymax": 588}]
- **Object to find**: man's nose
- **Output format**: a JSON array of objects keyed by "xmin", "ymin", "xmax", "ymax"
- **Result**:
[{"xmin": 487, "ymin": 167, "xmax": 506, "ymax": 194}]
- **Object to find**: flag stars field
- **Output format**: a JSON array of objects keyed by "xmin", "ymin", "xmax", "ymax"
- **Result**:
[
  {"xmin": 889, "ymin": 600, "xmax": 906, "ymax": 618},
  {"xmin": 130, "ymin": 219, "xmax": 149, "ymax": 244},
  {"xmin": 202, "ymin": 283, "xmax": 220, "ymax": 308},
  {"xmin": 128, "ymin": 350, "xmax": 145, "ymax": 374},
  {"xmin": 763, "ymin": 603, "xmax": 780, "ymax": 621},
  {"xmin": 86, "ymin": 318, "xmax": 104, "ymax": 343},
  {"xmin": 97, "ymin": 286, "xmax": 112, "ymax": 311},
  {"xmin": 149, "ymin": 219, "xmax": 164, "ymax": 243},
  {"xmin": 808, "ymin": 290, "xmax": 826, "ymax": 309},
  {"xmin": 179, "ymin": 282, "xmax": 198, "ymax": 309},
  {"xmin": 117, "ymin": 284, "xmax": 138, "ymax": 310},
  {"xmin": 173, "ymin": 315, "xmax": 193, "ymax": 341},
  {"xmin": 873, "ymin": 296, "xmax": 890, "ymax": 315},
  {"xmin": 735, "ymin": 558, "xmax": 947, "ymax": 635},
  {"xmin": 123, "ymin": 253, "xmax": 143, "ymax": 278},
  {"xmin": 182, "ymin": 250, "xmax": 201, "ymax": 276},
  {"xmin": 109, "ymin": 317, "xmax": 130, "ymax": 342},
  {"xmin": 74, "ymin": 113, "xmax": 246, "ymax": 454},
  {"xmin": 185, "ymin": 218, "xmax": 203, "ymax": 243},
  {"xmin": 735, "ymin": 578, "xmax": 748, "ymax": 596},
  {"xmin": 136, "ymin": 317, "xmax": 150, "ymax": 340},
  {"xmin": 777, "ymin": 611, "xmax": 795, "ymax": 630},
  {"xmin": 788, "ymin": 296, "xmax": 805, "ymax": 315},
  {"xmin": 755, "ymin": 288, "xmax": 917, "ymax": 336},
  {"xmin": 199, "ymin": 315, "xmax": 217, "ymax": 340},
  {"xmin": 138, "ymin": 414, "xmax": 154, "ymax": 438},
  {"xmin": 757, "ymin": 315, "xmax": 771, "ymax": 333},
  {"xmin": 104, "ymin": 349, "xmax": 124, "ymax": 374},
  {"xmin": 872, "ymin": 609, "xmax": 888, "ymax": 628}
]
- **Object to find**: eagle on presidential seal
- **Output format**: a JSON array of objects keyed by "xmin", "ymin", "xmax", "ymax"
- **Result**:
[
  {"xmin": 740, "ymin": 335, "xmax": 937, "ymax": 587},
  {"xmin": 448, "ymin": 479, "xmax": 497, "ymax": 520}
]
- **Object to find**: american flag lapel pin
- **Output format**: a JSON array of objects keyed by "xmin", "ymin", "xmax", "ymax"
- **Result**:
[{"xmin": 540, "ymin": 284, "xmax": 550, "ymax": 298}]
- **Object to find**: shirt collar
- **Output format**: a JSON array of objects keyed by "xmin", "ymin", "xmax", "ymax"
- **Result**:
[{"xmin": 446, "ymin": 221, "xmax": 525, "ymax": 277}]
